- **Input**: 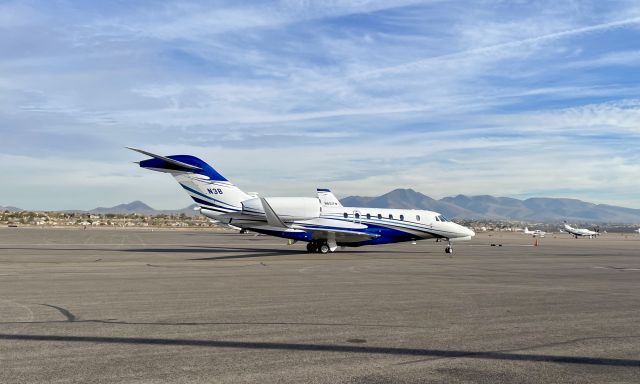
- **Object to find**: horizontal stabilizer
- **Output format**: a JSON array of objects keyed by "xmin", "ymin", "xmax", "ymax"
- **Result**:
[{"xmin": 127, "ymin": 147, "xmax": 202, "ymax": 171}]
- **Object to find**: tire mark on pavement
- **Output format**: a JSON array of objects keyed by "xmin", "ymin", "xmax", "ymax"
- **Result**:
[{"xmin": 41, "ymin": 304, "xmax": 77, "ymax": 322}]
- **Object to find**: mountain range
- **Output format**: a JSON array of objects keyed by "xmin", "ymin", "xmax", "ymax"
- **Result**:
[
  {"xmin": 4, "ymin": 189, "xmax": 640, "ymax": 223},
  {"xmin": 0, "ymin": 206, "xmax": 23, "ymax": 213},
  {"xmin": 340, "ymin": 189, "xmax": 640, "ymax": 223},
  {"xmin": 88, "ymin": 201, "xmax": 200, "ymax": 216},
  {"xmin": 0, "ymin": 201, "xmax": 198, "ymax": 216}
]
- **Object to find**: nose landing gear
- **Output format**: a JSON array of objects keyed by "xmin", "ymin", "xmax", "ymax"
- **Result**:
[{"xmin": 444, "ymin": 239, "xmax": 453, "ymax": 254}]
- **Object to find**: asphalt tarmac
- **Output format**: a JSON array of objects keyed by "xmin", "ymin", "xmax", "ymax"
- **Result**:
[{"xmin": 0, "ymin": 227, "xmax": 639, "ymax": 383}]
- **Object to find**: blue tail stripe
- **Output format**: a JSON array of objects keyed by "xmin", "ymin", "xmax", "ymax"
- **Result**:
[
  {"xmin": 190, "ymin": 196, "xmax": 240, "ymax": 212},
  {"xmin": 179, "ymin": 184, "xmax": 240, "ymax": 209}
]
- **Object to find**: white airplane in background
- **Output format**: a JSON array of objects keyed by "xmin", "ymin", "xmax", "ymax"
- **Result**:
[
  {"xmin": 128, "ymin": 148, "xmax": 475, "ymax": 254},
  {"xmin": 562, "ymin": 222, "xmax": 601, "ymax": 239},
  {"xmin": 523, "ymin": 227, "xmax": 545, "ymax": 238}
]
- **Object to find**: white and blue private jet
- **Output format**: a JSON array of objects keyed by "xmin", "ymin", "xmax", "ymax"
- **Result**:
[{"xmin": 129, "ymin": 148, "xmax": 475, "ymax": 254}]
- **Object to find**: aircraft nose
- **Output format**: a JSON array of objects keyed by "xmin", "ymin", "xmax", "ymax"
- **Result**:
[
  {"xmin": 451, "ymin": 223, "xmax": 474, "ymax": 238},
  {"xmin": 468, "ymin": 227, "xmax": 476, "ymax": 237},
  {"xmin": 461, "ymin": 225, "xmax": 475, "ymax": 237}
]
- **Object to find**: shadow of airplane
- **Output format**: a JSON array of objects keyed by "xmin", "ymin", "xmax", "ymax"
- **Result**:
[
  {"xmin": 0, "ymin": 244, "xmax": 435, "ymax": 263},
  {"xmin": 0, "ymin": 333, "xmax": 638, "ymax": 367}
]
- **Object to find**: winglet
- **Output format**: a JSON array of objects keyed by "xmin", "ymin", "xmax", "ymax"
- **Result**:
[
  {"xmin": 260, "ymin": 198, "xmax": 289, "ymax": 228},
  {"xmin": 126, "ymin": 147, "xmax": 202, "ymax": 171}
]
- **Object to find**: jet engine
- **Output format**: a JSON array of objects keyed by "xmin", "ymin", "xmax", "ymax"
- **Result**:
[{"xmin": 242, "ymin": 197, "xmax": 320, "ymax": 221}]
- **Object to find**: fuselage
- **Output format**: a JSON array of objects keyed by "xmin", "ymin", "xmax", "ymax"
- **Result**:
[
  {"xmin": 563, "ymin": 224, "xmax": 599, "ymax": 238},
  {"xmin": 523, "ymin": 227, "xmax": 546, "ymax": 237},
  {"xmin": 318, "ymin": 206, "xmax": 474, "ymax": 245},
  {"xmin": 202, "ymin": 202, "xmax": 474, "ymax": 247}
]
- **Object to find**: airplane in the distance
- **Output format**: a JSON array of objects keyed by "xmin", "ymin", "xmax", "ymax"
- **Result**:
[
  {"xmin": 523, "ymin": 227, "xmax": 545, "ymax": 238},
  {"xmin": 562, "ymin": 222, "xmax": 601, "ymax": 239},
  {"xmin": 128, "ymin": 148, "xmax": 475, "ymax": 254}
]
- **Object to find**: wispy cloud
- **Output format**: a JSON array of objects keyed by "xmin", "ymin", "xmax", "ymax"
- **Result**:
[
  {"xmin": 1, "ymin": 0, "xmax": 639, "ymax": 209},
  {"xmin": 355, "ymin": 15, "xmax": 640, "ymax": 78}
]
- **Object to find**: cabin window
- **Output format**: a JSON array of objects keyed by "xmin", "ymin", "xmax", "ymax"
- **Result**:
[
  {"xmin": 343, "ymin": 213, "xmax": 348, "ymax": 218},
  {"xmin": 378, "ymin": 213, "xmax": 382, "ymax": 219},
  {"xmin": 389, "ymin": 214, "xmax": 393, "ymax": 220},
  {"xmin": 400, "ymin": 214, "xmax": 404, "ymax": 221},
  {"xmin": 355, "ymin": 213, "xmax": 360, "ymax": 219},
  {"xmin": 366, "ymin": 213, "xmax": 371, "ymax": 220},
  {"xmin": 416, "ymin": 215, "xmax": 420, "ymax": 221}
]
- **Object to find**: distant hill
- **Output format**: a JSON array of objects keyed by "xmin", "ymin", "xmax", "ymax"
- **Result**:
[
  {"xmin": 340, "ymin": 189, "xmax": 473, "ymax": 217},
  {"xmin": 341, "ymin": 189, "xmax": 640, "ymax": 223},
  {"xmin": 0, "ymin": 206, "xmax": 23, "ymax": 212},
  {"xmin": 90, "ymin": 201, "xmax": 157, "ymax": 214},
  {"xmin": 89, "ymin": 201, "xmax": 200, "ymax": 216},
  {"xmin": 2, "ymin": 201, "xmax": 199, "ymax": 216}
]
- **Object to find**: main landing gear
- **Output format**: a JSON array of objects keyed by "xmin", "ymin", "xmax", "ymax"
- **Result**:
[{"xmin": 306, "ymin": 241, "xmax": 332, "ymax": 254}]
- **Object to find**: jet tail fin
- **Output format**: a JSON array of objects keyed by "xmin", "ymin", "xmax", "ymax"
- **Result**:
[{"xmin": 128, "ymin": 147, "xmax": 250, "ymax": 214}]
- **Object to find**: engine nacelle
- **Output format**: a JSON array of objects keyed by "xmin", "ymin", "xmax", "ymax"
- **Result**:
[{"xmin": 242, "ymin": 197, "xmax": 320, "ymax": 221}]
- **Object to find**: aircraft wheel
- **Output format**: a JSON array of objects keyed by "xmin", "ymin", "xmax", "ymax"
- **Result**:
[
  {"xmin": 319, "ymin": 243, "xmax": 330, "ymax": 254},
  {"xmin": 445, "ymin": 246, "xmax": 453, "ymax": 254},
  {"xmin": 306, "ymin": 242, "xmax": 316, "ymax": 253}
]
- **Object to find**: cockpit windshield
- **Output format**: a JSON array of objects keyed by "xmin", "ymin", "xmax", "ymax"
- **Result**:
[{"xmin": 436, "ymin": 215, "xmax": 449, "ymax": 222}]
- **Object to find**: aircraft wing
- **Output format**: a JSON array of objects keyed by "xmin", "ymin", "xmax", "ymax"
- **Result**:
[
  {"xmin": 259, "ymin": 200, "xmax": 378, "ymax": 242},
  {"xmin": 219, "ymin": 199, "xmax": 379, "ymax": 243},
  {"xmin": 260, "ymin": 197, "xmax": 288, "ymax": 228},
  {"xmin": 298, "ymin": 227, "xmax": 379, "ymax": 243},
  {"xmin": 292, "ymin": 217, "xmax": 378, "ymax": 242}
]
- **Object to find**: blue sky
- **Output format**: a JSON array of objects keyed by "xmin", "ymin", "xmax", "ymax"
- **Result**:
[{"xmin": 1, "ymin": 0, "xmax": 640, "ymax": 210}]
